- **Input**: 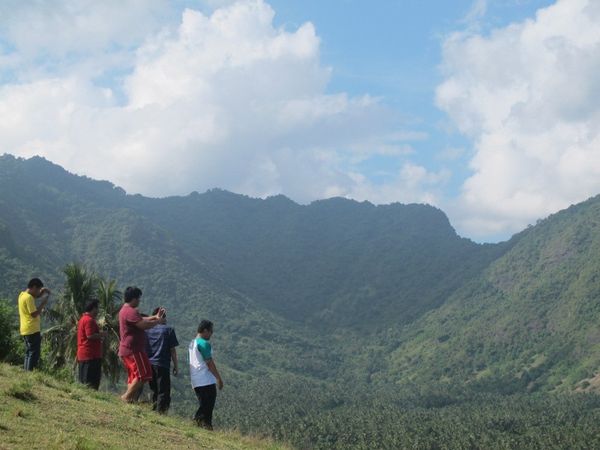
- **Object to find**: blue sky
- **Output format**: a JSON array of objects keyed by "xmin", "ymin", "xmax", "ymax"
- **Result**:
[
  {"xmin": 263, "ymin": 0, "xmax": 555, "ymax": 199},
  {"xmin": 1, "ymin": 0, "xmax": 599, "ymax": 242}
]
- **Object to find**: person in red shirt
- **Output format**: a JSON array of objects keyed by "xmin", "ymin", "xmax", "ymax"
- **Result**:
[
  {"xmin": 118, "ymin": 286, "xmax": 165, "ymax": 403},
  {"xmin": 77, "ymin": 299, "xmax": 106, "ymax": 390}
]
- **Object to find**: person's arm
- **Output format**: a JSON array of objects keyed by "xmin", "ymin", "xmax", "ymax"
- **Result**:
[
  {"xmin": 171, "ymin": 347, "xmax": 178, "ymax": 375},
  {"xmin": 86, "ymin": 332, "xmax": 106, "ymax": 340},
  {"xmin": 206, "ymin": 359, "xmax": 224, "ymax": 390},
  {"xmin": 198, "ymin": 340, "xmax": 223, "ymax": 389},
  {"xmin": 29, "ymin": 291, "xmax": 49, "ymax": 318},
  {"xmin": 133, "ymin": 314, "xmax": 165, "ymax": 330},
  {"xmin": 85, "ymin": 320, "xmax": 106, "ymax": 340}
]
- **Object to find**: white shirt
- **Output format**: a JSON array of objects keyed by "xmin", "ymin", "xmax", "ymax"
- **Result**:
[{"xmin": 188, "ymin": 339, "xmax": 217, "ymax": 388}]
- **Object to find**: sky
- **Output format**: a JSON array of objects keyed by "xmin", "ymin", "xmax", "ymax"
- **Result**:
[{"xmin": 1, "ymin": 0, "xmax": 599, "ymax": 242}]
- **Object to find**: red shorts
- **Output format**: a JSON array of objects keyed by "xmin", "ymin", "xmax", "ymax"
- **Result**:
[{"xmin": 121, "ymin": 352, "xmax": 152, "ymax": 384}]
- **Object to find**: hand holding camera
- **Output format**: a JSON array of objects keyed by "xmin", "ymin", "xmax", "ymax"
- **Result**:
[{"xmin": 156, "ymin": 306, "xmax": 167, "ymax": 324}]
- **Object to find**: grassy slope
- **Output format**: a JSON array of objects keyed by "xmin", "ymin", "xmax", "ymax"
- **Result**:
[{"xmin": 0, "ymin": 363, "xmax": 287, "ymax": 450}]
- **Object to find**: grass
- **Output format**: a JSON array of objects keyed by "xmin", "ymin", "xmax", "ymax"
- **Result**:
[
  {"xmin": 0, "ymin": 362, "xmax": 289, "ymax": 450},
  {"xmin": 5, "ymin": 380, "xmax": 36, "ymax": 402}
]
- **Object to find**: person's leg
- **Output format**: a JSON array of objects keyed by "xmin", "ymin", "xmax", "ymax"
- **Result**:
[
  {"xmin": 30, "ymin": 332, "xmax": 41, "ymax": 370},
  {"xmin": 194, "ymin": 384, "xmax": 217, "ymax": 429},
  {"xmin": 120, "ymin": 355, "xmax": 142, "ymax": 402},
  {"xmin": 23, "ymin": 332, "xmax": 41, "ymax": 371},
  {"xmin": 89, "ymin": 359, "xmax": 102, "ymax": 390},
  {"xmin": 121, "ymin": 379, "xmax": 144, "ymax": 402},
  {"xmin": 203, "ymin": 384, "xmax": 217, "ymax": 429},
  {"xmin": 149, "ymin": 365, "xmax": 159, "ymax": 410},
  {"xmin": 156, "ymin": 366, "xmax": 171, "ymax": 413},
  {"xmin": 78, "ymin": 361, "xmax": 89, "ymax": 385},
  {"xmin": 23, "ymin": 335, "xmax": 32, "ymax": 371},
  {"xmin": 194, "ymin": 386, "xmax": 205, "ymax": 424},
  {"xmin": 121, "ymin": 352, "xmax": 152, "ymax": 403}
]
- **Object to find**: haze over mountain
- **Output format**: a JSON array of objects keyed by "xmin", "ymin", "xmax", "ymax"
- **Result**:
[{"xmin": 2, "ymin": 154, "xmax": 600, "ymax": 448}]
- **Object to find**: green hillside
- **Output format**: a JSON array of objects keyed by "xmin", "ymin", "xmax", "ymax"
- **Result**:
[
  {"xmin": 384, "ymin": 195, "xmax": 600, "ymax": 392},
  {"xmin": 0, "ymin": 363, "xmax": 284, "ymax": 450}
]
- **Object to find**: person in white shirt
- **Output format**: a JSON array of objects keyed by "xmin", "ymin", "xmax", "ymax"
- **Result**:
[{"xmin": 188, "ymin": 320, "xmax": 224, "ymax": 430}]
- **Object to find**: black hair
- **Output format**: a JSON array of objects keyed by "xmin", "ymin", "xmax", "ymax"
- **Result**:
[
  {"xmin": 27, "ymin": 278, "xmax": 44, "ymax": 289},
  {"xmin": 152, "ymin": 307, "xmax": 166, "ymax": 319},
  {"xmin": 84, "ymin": 299, "xmax": 99, "ymax": 312},
  {"xmin": 124, "ymin": 286, "xmax": 142, "ymax": 303},
  {"xmin": 198, "ymin": 320, "xmax": 213, "ymax": 334}
]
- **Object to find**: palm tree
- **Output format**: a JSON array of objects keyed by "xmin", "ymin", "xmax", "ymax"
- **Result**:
[
  {"xmin": 45, "ymin": 263, "xmax": 97, "ymax": 370},
  {"xmin": 45, "ymin": 264, "xmax": 122, "ymax": 384},
  {"xmin": 96, "ymin": 279, "xmax": 122, "ymax": 385}
]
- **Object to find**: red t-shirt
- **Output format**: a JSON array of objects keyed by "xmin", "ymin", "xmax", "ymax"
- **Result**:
[
  {"xmin": 118, "ymin": 303, "xmax": 146, "ymax": 357},
  {"xmin": 77, "ymin": 313, "xmax": 102, "ymax": 361}
]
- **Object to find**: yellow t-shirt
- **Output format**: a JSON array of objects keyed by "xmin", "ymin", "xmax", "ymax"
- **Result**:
[{"xmin": 18, "ymin": 291, "xmax": 40, "ymax": 335}]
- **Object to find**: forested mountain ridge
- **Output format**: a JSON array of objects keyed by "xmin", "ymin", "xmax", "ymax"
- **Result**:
[
  {"xmin": 0, "ymin": 154, "xmax": 338, "ymax": 381},
  {"xmin": 4, "ymin": 154, "xmax": 600, "ymax": 448},
  {"xmin": 0, "ymin": 153, "xmax": 505, "ymax": 331},
  {"xmin": 128, "ymin": 187, "xmax": 508, "ymax": 329}
]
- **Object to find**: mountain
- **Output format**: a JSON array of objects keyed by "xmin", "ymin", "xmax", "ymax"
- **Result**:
[
  {"xmin": 127, "ymin": 188, "xmax": 508, "ymax": 330},
  {"xmin": 3, "ymin": 154, "xmax": 600, "ymax": 448},
  {"xmin": 0, "ymin": 154, "xmax": 338, "ymax": 381},
  {"xmin": 0, "ymin": 154, "xmax": 505, "ymax": 331},
  {"xmin": 382, "ymin": 195, "xmax": 600, "ymax": 392}
]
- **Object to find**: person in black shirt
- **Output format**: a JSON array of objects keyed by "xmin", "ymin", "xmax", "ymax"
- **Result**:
[{"xmin": 145, "ymin": 307, "xmax": 179, "ymax": 413}]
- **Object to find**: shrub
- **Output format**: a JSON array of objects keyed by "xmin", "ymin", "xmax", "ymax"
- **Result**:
[{"xmin": 0, "ymin": 299, "xmax": 20, "ymax": 363}]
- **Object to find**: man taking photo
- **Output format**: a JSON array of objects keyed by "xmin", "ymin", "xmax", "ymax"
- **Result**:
[
  {"xmin": 118, "ymin": 286, "xmax": 165, "ymax": 403},
  {"xmin": 18, "ymin": 278, "xmax": 50, "ymax": 371},
  {"xmin": 146, "ymin": 307, "xmax": 179, "ymax": 414}
]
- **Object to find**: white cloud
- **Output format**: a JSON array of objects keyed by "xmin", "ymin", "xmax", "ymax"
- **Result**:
[
  {"xmin": 0, "ymin": 0, "xmax": 169, "ymax": 57},
  {"xmin": 0, "ymin": 0, "xmax": 433, "ymax": 204},
  {"xmin": 463, "ymin": 0, "xmax": 488, "ymax": 25},
  {"xmin": 437, "ymin": 0, "xmax": 600, "ymax": 239},
  {"xmin": 346, "ymin": 163, "xmax": 451, "ymax": 207}
]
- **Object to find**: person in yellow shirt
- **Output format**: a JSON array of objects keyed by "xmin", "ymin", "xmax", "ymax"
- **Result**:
[{"xmin": 18, "ymin": 278, "xmax": 51, "ymax": 371}]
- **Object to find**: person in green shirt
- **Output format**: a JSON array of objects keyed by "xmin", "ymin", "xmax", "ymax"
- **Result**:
[
  {"xmin": 189, "ymin": 320, "xmax": 224, "ymax": 430},
  {"xmin": 18, "ymin": 278, "xmax": 50, "ymax": 371}
]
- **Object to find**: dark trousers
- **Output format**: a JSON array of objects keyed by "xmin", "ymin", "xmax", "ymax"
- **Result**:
[
  {"xmin": 194, "ymin": 384, "xmax": 217, "ymax": 429},
  {"xmin": 23, "ymin": 332, "xmax": 41, "ymax": 371},
  {"xmin": 78, "ymin": 359, "xmax": 102, "ymax": 390},
  {"xmin": 149, "ymin": 365, "xmax": 171, "ymax": 413}
]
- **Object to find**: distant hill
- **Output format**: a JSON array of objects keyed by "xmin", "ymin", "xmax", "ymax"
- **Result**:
[{"xmin": 383, "ymin": 195, "xmax": 600, "ymax": 392}]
